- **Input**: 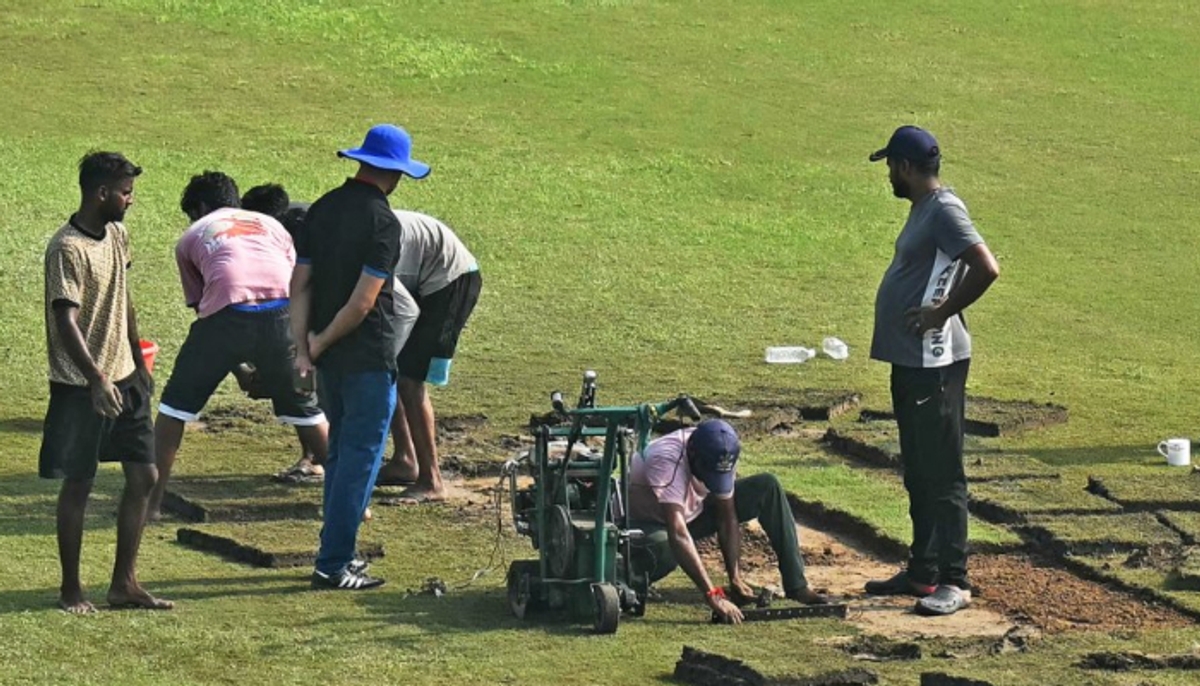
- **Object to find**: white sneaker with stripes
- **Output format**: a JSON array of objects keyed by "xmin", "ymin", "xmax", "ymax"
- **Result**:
[{"xmin": 311, "ymin": 566, "xmax": 385, "ymax": 591}]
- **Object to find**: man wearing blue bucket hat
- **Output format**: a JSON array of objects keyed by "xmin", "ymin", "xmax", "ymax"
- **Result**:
[
  {"xmin": 291, "ymin": 124, "xmax": 429, "ymax": 590},
  {"xmin": 627, "ymin": 419, "xmax": 829, "ymax": 624}
]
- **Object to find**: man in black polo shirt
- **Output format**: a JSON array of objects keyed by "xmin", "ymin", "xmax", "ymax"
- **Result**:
[{"xmin": 291, "ymin": 124, "xmax": 430, "ymax": 590}]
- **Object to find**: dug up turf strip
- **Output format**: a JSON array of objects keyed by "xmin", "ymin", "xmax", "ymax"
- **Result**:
[
  {"xmin": 1018, "ymin": 512, "xmax": 1181, "ymax": 556},
  {"xmin": 1085, "ymin": 469, "xmax": 1200, "ymax": 512},
  {"xmin": 162, "ymin": 475, "xmax": 322, "ymax": 523},
  {"xmin": 857, "ymin": 397, "xmax": 1068, "ymax": 437},
  {"xmin": 176, "ymin": 521, "xmax": 384, "ymax": 568},
  {"xmin": 645, "ymin": 389, "xmax": 863, "ymax": 437},
  {"xmin": 968, "ymin": 478, "xmax": 1122, "ymax": 524},
  {"xmin": 674, "ymin": 646, "xmax": 880, "ymax": 686},
  {"xmin": 821, "ymin": 428, "xmax": 1060, "ymax": 482}
]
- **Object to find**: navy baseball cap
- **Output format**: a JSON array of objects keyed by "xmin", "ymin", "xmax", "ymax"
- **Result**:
[
  {"xmin": 338, "ymin": 124, "xmax": 431, "ymax": 179},
  {"xmin": 686, "ymin": 419, "xmax": 740, "ymax": 497},
  {"xmin": 869, "ymin": 125, "xmax": 940, "ymax": 163}
]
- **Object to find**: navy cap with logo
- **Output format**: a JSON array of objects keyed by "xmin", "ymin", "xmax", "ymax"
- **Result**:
[
  {"xmin": 686, "ymin": 419, "xmax": 740, "ymax": 497},
  {"xmin": 869, "ymin": 125, "xmax": 940, "ymax": 163}
]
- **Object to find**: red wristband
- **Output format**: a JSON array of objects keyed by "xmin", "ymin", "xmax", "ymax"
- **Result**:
[{"xmin": 706, "ymin": 587, "xmax": 725, "ymax": 600}]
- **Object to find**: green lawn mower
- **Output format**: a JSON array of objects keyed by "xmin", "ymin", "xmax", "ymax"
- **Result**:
[{"xmin": 505, "ymin": 370, "xmax": 701, "ymax": 633}]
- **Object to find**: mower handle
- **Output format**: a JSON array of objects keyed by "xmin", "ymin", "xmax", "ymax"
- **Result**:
[{"xmin": 656, "ymin": 394, "xmax": 701, "ymax": 422}]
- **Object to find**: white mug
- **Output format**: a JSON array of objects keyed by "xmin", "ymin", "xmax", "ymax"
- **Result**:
[{"xmin": 1157, "ymin": 438, "xmax": 1191, "ymax": 467}]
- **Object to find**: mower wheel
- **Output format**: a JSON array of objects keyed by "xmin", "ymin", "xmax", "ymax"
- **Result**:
[
  {"xmin": 591, "ymin": 582, "xmax": 620, "ymax": 634},
  {"xmin": 630, "ymin": 587, "xmax": 646, "ymax": 617},
  {"xmin": 507, "ymin": 560, "xmax": 541, "ymax": 620},
  {"xmin": 545, "ymin": 505, "xmax": 574, "ymax": 578}
]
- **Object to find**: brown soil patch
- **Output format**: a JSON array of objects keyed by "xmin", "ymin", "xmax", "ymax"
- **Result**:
[
  {"xmin": 191, "ymin": 403, "xmax": 276, "ymax": 433},
  {"xmin": 692, "ymin": 521, "xmax": 1189, "ymax": 638},
  {"xmin": 969, "ymin": 553, "xmax": 1190, "ymax": 633},
  {"xmin": 438, "ymin": 413, "xmax": 488, "ymax": 441}
]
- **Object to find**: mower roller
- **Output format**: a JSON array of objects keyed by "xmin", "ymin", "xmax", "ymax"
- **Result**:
[{"xmin": 505, "ymin": 370, "xmax": 701, "ymax": 633}]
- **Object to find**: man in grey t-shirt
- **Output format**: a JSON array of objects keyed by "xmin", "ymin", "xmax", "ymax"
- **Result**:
[
  {"xmin": 864, "ymin": 126, "xmax": 1000, "ymax": 617},
  {"xmin": 375, "ymin": 210, "xmax": 482, "ymax": 502}
]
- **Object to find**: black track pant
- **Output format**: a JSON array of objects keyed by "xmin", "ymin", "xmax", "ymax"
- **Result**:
[{"xmin": 891, "ymin": 359, "xmax": 970, "ymax": 589}]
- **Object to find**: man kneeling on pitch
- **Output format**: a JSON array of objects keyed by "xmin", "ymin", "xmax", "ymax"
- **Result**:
[{"xmin": 628, "ymin": 419, "xmax": 828, "ymax": 624}]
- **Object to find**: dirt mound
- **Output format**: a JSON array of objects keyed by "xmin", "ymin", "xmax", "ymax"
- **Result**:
[{"xmin": 695, "ymin": 522, "xmax": 779, "ymax": 575}]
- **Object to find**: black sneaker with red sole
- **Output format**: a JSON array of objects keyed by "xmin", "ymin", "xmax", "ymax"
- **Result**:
[{"xmin": 864, "ymin": 570, "xmax": 936, "ymax": 597}]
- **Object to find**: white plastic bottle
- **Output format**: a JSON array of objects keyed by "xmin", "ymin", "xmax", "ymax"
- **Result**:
[
  {"xmin": 765, "ymin": 346, "xmax": 817, "ymax": 364},
  {"xmin": 821, "ymin": 337, "xmax": 849, "ymax": 360}
]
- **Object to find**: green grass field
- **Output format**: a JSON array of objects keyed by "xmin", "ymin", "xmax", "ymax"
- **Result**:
[{"xmin": 3, "ymin": 1, "xmax": 1200, "ymax": 684}]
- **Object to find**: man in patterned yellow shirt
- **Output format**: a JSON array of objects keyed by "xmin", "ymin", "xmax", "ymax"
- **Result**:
[{"xmin": 41, "ymin": 151, "xmax": 172, "ymax": 613}]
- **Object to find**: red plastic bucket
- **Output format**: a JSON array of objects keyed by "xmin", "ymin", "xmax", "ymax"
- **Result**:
[{"xmin": 140, "ymin": 340, "xmax": 159, "ymax": 374}]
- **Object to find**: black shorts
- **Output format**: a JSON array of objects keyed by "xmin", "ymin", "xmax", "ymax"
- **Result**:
[
  {"xmin": 159, "ymin": 306, "xmax": 325, "ymax": 426},
  {"xmin": 39, "ymin": 376, "xmax": 155, "ymax": 480},
  {"xmin": 397, "ymin": 271, "xmax": 481, "ymax": 384}
]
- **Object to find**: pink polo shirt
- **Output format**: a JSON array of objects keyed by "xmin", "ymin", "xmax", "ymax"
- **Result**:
[
  {"xmin": 176, "ymin": 208, "xmax": 295, "ymax": 318},
  {"xmin": 629, "ymin": 428, "xmax": 732, "ymax": 524}
]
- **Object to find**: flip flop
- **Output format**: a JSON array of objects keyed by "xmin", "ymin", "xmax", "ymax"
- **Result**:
[
  {"xmin": 374, "ymin": 474, "xmax": 418, "ymax": 487},
  {"xmin": 378, "ymin": 490, "xmax": 447, "ymax": 506},
  {"xmin": 273, "ymin": 463, "xmax": 324, "ymax": 484}
]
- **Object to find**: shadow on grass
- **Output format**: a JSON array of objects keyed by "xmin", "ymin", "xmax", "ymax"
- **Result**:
[
  {"xmin": 354, "ymin": 585, "xmax": 585, "ymax": 636},
  {"xmin": 148, "ymin": 573, "xmax": 313, "ymax": 601},
  {"xmin": 351, "ymin": 581, "xmax": 712, "ymax": 639},
  {"xmin": 1022, "ymin": 444, "xmax": 1154, "ymax": 467},
  {"xmin": 0, "ymin": 574, "xmax": 311, "ymax": 613},
  {"xmin": 0, "ymin": 477, "xmax": 118, "ymax": 537},
  {"xmin": 0, "ymin": 417, "xmax": 42, "ymax": 434}
]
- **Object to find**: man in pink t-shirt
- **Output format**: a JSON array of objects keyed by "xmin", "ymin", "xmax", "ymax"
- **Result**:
[
  {"xmin": 628, "ymin": 419, "xmax": 827, "ymax": 624},
  {"xmin": 147, "ymin": 172, "xmax": 328, "ymax": 520}
]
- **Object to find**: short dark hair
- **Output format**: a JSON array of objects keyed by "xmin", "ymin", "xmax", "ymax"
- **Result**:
[
  {"xmin": 277, "ymin": 205, "xmax": 308, "ymax": 240},
  {"xmin": 79, "ymin": 151, "xmax": 142, "ymax": 192},
  {"xmin": 912, "ymin": 156, "xmax": 941, "ymax": 177},
  {"xmin": 240, "ymin": 184, "xmax": 290, "ymax": 219},
  {"xmin": 181, "ymin": 171, "xmax": 240, "ymax": 217}
]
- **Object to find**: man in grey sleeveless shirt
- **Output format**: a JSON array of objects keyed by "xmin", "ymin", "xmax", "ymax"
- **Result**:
[{"xmin": 863, "ymin": 126, "xmax": 1000, "ymax": 616}]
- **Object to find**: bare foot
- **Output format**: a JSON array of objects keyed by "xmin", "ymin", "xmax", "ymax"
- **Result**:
[
  {"xmin": 386, "ymin": 486, "xmax": 447, "ymax": 505},
  {"xmin": 362, "ymin": 507, "xmax": 373, "ymax": 522},
  {"xmin": 107, "ymin": 586, "xmax": 174, "ymax": 610},
  {"xmin": 376, "ymin": 460, "xmax": 418, "ymax": 486},
  {"xmin": 58, "ymin": 590, "xmax": 96, "ymax": 615}
]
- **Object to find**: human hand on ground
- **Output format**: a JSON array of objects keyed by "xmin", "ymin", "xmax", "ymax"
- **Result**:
[
  {"xmin": 707, "ymin": 593, "xmax": 744, "ymax": 625},
  {"xmin": 728, "ymin": 579, "xmax": 758, "ymax": 606},
  {"xmin": 90, "ymin": 377, "xmax": 123, "ymax": 418}
]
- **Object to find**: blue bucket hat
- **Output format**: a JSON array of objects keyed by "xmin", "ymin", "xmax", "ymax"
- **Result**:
[
  {"xmin": 869, "ymin": 125, "xmax": 940, "ymax": 163},
  {"xmin": 338, "ymin": 124, "xmax": 431, "ymax": 179},
  {"xmin": 687, "ymin": 419, "xmax": 740, "ymax": 497}
]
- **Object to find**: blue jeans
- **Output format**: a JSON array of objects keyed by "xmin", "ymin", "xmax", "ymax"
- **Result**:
[{"xmin": 314, "ymin": 368, "xmax": 396, "ymax": 575}]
